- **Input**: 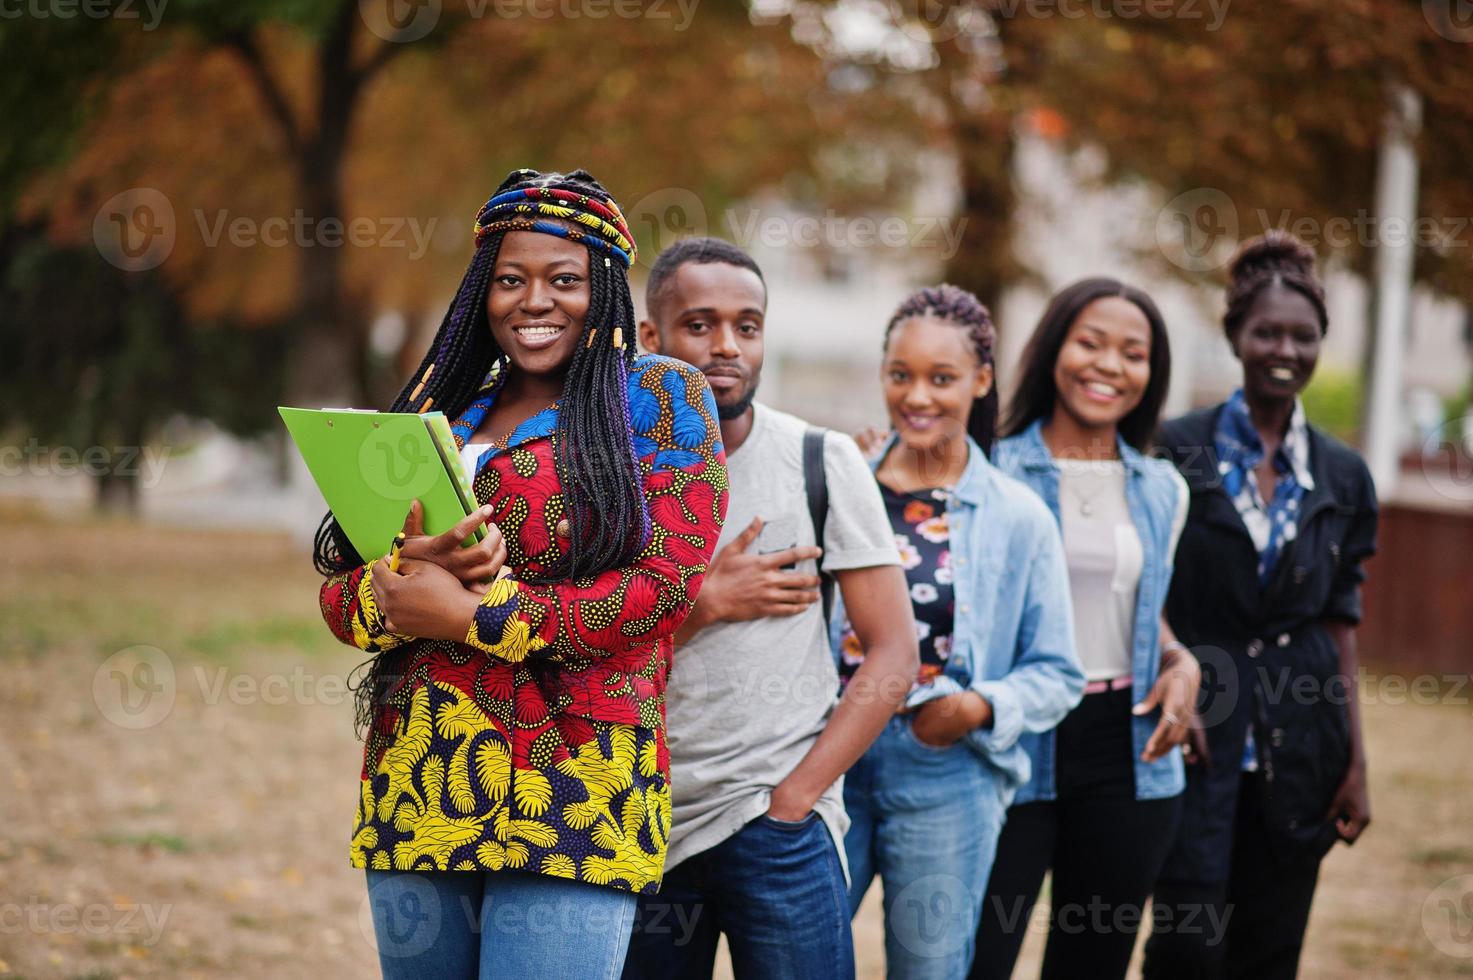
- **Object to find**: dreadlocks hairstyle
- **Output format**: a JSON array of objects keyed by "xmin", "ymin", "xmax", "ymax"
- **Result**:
[
  {"xmin": 884, "ymin": 283, "xmax": 999, "ymax": 457},
  {"xmin": 1000, "ymin": 278, "xmax": 1172, "ymax": 453},
  {"xmin": 1223, "ymin": 230, "xmax": 1328, "ymax": 340},
  {"xmin": 312, "ymin": 168, "xmax": 648, "ymax": 734}
]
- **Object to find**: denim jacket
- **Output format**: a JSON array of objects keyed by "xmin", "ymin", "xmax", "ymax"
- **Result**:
[
  {"xmin": 831, "ymin": 433, "xmax": 1084, "ymax": 806},
  {"xmin": 992, "ymin": 418, "xmax": 1186, "ymax": 803}
]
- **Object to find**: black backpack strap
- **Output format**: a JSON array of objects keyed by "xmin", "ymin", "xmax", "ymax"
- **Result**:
[{"xmin": 803, "ymin": 427, "xmax": 836, "ymax": 622}]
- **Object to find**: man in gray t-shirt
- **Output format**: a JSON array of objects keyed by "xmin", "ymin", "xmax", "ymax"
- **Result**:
[{"xmin": 622, "ymin": 239, "xmax": 918, "ymax": 980}]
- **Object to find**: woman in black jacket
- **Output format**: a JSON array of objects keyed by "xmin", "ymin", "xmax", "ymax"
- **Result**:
[{"xmin": 1143, "ymin": 231, "xmax": 1377, "ymax": 980}]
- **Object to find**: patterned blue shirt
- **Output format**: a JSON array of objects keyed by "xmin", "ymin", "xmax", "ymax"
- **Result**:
[
  {"xmin": 1213, "ymin": 388, "xmax": 1316, "ymax": 587},
  {"xmin": 1214, "ymin": 389, "xmax": 1315, "ymax": 770}
]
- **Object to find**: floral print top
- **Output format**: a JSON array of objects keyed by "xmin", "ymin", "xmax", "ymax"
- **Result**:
[
  {"xmin": 317, "ymin": 354, "xmax": 728, "ymax": 895},
  {"xmin": 837, "ymin": 483, "xmax": 955, "ymax": 689}
]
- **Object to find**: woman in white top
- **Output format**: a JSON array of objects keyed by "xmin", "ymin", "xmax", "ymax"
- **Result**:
[{"xmin": 973, "ymin": 279, "xmax": 1200, "ymax": 980}]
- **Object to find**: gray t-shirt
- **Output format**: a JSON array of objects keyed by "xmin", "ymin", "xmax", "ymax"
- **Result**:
[{"xmin": 664, "ymin": 403, "xmax": 900, "ymax": 872}]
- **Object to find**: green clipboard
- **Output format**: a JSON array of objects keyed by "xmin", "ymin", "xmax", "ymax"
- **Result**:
[{"xmin": 279, "ymin": 406, "xmax": 485, "ymax": 561}]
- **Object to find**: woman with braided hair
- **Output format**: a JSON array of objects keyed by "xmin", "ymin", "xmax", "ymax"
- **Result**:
[
  {"xmin": 1143, "ymin": 231, "xmax": 1378, "ymax": 979},
  {"xmin": 832, "ymin": 284, "xmax": 1084, "ymax": 979},
  {"xmin": 314, "ymin": 168, "xmax": 727, "ymax": 978}
]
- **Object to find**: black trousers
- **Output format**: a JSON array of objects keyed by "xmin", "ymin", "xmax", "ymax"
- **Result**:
[
  {"xmin": 1141, "ymin": 772, "xmax": 1323, "ymax": 980},
  {"xmin": 970, "ymin": 686, "xmax": 1183, "ymax": 980}
]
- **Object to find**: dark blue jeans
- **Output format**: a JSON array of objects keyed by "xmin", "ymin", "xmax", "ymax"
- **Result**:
[{"xmin": 621, "ymin": 811, "xmax": 855, "ymax": 980}]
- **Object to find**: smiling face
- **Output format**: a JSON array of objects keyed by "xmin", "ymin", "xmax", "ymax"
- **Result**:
[
  {"xmin": 638, "ymin": 261, "xmax": 766, "ymax": 420},
  {"xmin": 485, "ymin": 230, "xmax": 591, "ymax": 383},
  {"xmin": 1052, "ymin": 295, "xmax": 1153, "ymax": 433},
  {"xmin": 1231, "ymin": 283, "xmax": 1322, "ymax": 404},
  {"xmin": 882, "ymin": 316, "xmax": 993, "ymax": 455}
]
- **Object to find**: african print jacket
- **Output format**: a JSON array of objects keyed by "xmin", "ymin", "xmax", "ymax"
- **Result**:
[{"xmin": 318, "ymin": 354, "xmax": 728, "ymax": 894}]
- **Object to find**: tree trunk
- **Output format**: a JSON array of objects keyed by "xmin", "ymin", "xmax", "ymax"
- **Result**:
[
  {"xmin": 932, "ymin": 14, "xmax": 1033, "ymax": 323},
  {"xmin": 944, "ymin": 110, "xmax": 1019, "ymax": 317},
  {"xmin": 279, "ymin": 0, "xmax": 377, "ymax": 408},
  {"xmin": 95, "ymin": 465, "xmax": 140, "ymax": 516},
  {"xmin": 92, "ymin": 419, "xmax": 147, "ymax": 517},
  {"xmin": 286, "ymin": 207, "xmax": 363, "ymax": 408}
]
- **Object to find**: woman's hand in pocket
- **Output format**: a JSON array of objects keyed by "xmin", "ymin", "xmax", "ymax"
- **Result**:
[{"xmin": 911, "ymin": 691, "xmax": 991, "ymax": 747}]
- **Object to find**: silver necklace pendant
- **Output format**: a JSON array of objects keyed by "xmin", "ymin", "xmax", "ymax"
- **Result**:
[{"xmin": 1080, "ymin": 501, "xmax": 1094, "ymax": 516}]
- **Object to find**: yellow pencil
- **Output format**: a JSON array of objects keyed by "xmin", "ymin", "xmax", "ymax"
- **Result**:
[{"xmin": 388, "ymin": 531, "xmax": 406, "ymax": 573}]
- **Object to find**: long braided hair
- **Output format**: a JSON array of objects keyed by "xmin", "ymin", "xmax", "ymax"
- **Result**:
[
  {"xmin": 883, "ymin": 283, "xmax": 999, "ymax": 457},
  {"xmin": 1223, "ymin": 230, "xmax": 1328, "ymax": 339},
  {"xmin": 313, "ymin": 168, "xmax": 649, "ymax": 735}
]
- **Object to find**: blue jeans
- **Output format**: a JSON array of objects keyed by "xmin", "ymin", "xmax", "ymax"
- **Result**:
[
  {"xmin": 622, "ymin": 811, "xmax": 854, "ymax": 979},
  {"xmin": 845, "ymin": 715, "xmax": 1006, "ymax": 980},
  {"xmin": 364, "ymin": 868, "xmax": 637, "ymax": 980}
]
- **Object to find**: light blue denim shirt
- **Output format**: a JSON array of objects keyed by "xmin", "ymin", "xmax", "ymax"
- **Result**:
[
  {"xmin": 992, "ymin": 418, "xmax": 1187, "ymax": 803},
  {"xmin": 831, "ymin": 433, "xmax": 1085, "ymax": 807}
]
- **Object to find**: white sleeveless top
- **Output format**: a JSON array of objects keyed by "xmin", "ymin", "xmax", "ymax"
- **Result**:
[{"xmin": 459, "ymin": 442, "xmax": 492, "ymax": 482}]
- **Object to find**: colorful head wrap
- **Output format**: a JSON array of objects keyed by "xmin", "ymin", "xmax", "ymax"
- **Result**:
[{"xmin": 473, "ymin": 170, "xmax": 638, "ymax": 268}]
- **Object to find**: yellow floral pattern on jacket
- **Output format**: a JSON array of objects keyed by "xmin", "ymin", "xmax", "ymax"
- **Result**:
[{"xmin": 318, "ymin": 355, "xmax": 727, "ymax": 894}]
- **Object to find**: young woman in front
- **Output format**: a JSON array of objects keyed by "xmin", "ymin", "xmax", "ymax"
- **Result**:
[
  {"xmin": 971, "ymin": 279, "xmax": 1199, "ymax": 979},
  {"xmin": 834, "ymin": 284, "xmax": 1084, "ymax": 980},
  {"xmin": 313, "ymin": 169, "xmax": 727, "ymax": 980},
  {"xmin": 1143, "ymin": 232, "xmax": 1377, "ymax": 979}
]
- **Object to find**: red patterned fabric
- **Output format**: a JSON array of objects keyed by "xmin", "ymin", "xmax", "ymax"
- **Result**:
[{"xmin": 318, "ymin": 355, "xmax": 727, "ymax": 893}]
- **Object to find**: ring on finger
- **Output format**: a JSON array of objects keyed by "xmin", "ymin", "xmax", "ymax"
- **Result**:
[{"xmin": 1163, "ymin": 711, "xmax": 1181, "ymax": 726}]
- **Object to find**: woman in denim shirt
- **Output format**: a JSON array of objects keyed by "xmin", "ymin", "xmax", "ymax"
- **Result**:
[
  {"xmin": 971, "ymin": 280, "xmax": 1200, "ymax": 980},
  {"xmin": 834, "ymin": 285, "xmax": 1084, "ymax": 980}
]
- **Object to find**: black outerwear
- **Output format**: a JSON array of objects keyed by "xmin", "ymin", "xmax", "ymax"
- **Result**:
[{"xmin": 1153, "ymin": 404, "xmax": 1378, "ymax": 882}]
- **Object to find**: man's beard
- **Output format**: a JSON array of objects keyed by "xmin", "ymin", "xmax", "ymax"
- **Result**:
[{"xmin": 715, "ymin": 381, "xmax": 759, "ymax": 421}]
